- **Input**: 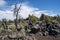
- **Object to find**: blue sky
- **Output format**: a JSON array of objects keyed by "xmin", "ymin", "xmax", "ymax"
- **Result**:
[
  {"xmin": 0, "ymin": 0, "xmax": 60, "ymax": 20},
  {"xmin": 5, "ymin": 0, "xmax": 60, "ymax": 13}
]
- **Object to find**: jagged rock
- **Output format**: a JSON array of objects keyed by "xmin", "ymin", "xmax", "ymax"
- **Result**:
[
  {"xmin": 8, "ymin": 34, "xmax": 17, "ymax": 38},
  {"xmin": 0, "ymin": 20, "xmax": 60, "ymax": 40},
  {"xmin": 33, "ymin": 24, "xmax": 40, "ymax": 29},
  {"xmin": 43, "ymin": 31, "xmax": 49, "ymax": 36},
  {"xmin": 2, "ymin": 35, "xmax": 8, "ymax": 40},
  {"xmin": 38, "ymin": 32, "xmax": 43, "ymax": 36},
  {"xmin": 24, "ymin": 34, "xmax": 37, "ymax": 40},
  {"xmin": 29, "ymin": 28, "xmax": 40, "ymax": 34},
  {"xmin": 0, "ymin": 36, "xmax": 2, "ymax": 39},
  {"xmin": 39, "ymin": 20, "xmax": 46, "ymax": 26}
]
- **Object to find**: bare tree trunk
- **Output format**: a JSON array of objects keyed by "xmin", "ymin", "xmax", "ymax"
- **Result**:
[
  {"xmin": 15, "ymin": 12, "xmax": 18, "ymax": 29},
  {"xmin": 13, "ymin": 0, "xmax": 22, "ymax": 31}
]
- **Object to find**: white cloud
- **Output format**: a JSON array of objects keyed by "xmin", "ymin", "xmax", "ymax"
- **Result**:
[
  {"xmin": 0, "ymin": 10, "xmax": 14, "ymax": 20},
  {"xmin": 0, "ymin": 2, "xmax": 56, "ymax": 20},
  {"xmin": 0, "ymin": 0, "xmax": 6, "ymax": 6},
  {"xmin": 11, "ymin": 3, "xmax": 39, "ymax": 18}
]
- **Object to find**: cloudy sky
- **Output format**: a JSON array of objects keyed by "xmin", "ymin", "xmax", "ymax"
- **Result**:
[{"xmin": 0, "ymin": 0, "xmax": 60, "ymax": 20}]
